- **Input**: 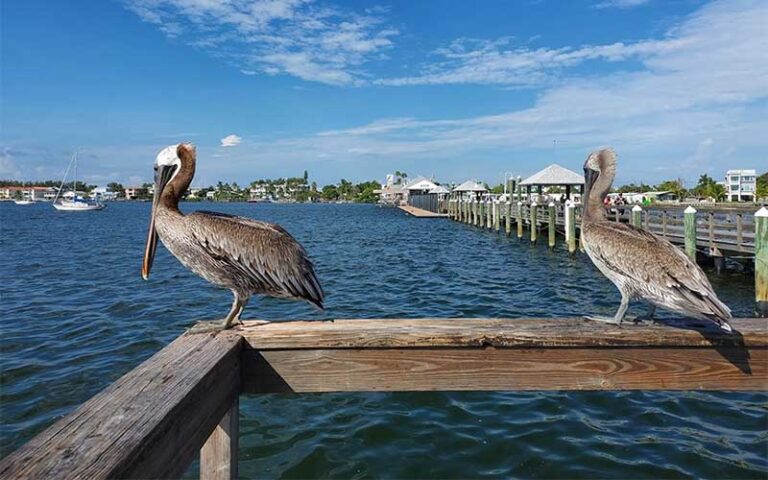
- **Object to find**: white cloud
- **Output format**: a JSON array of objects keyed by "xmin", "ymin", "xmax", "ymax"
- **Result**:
[
  {"xmin": 0, "ymin": 148, "xmax": 21, "ymax": 178},
  {"xmin": 124, "ymin": 0, "xmax": 397, "ymax": 85},
  {"xmin": 220, "ymin": 134, "xmax": 243, "ymax": 147},
  {"xmin": 377, "ymin": 33, "xmax": 688, "ymax": 87},
  {"xmin": 219, "ymin": 0, "xmax": 768, "ymax": 184},
  {"xmin": 594, "ymin": 0, "xmax": 650, "ymax": 9}
]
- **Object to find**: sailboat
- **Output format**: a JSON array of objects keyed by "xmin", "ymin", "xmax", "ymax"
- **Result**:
[
  {"xmin": 52, "ymin": 153, "xmax": 106, "ymax": 211},
  {"xmin": 13, "ymin": 199, "xmax": 35, "ymax": 205}
]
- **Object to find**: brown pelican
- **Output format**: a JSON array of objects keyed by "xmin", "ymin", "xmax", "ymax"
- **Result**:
[
  {"xmin": 581, "ymin": 149, "xmax": 732, "ymax": 332},
  {"xmin": 142, "ymin": 143, "xmax": 324, "ymax": 331}
]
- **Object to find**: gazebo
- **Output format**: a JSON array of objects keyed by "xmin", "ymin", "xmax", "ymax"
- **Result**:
[
  {"xmin": 519, "ymin": 164, "xmax": 584, "ymax": 201},
  {"xmin": 452, "ymin": 180, "xmax": 487, "ymax": 199}
]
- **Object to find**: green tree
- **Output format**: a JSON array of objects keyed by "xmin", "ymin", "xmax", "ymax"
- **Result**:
[
  {"xmin": 615, "ymin": 183, "xmax": 652, "ymax": 194},
  {"xmin": 489, "ymin": 183, "xmax": 504, "ymax": 194},
  {"xmin": 757, "ymin": 172, "xmax": 768, "ymax": 200},
  {"xmin": 655, "ymin": 179, "xmax": 687, "ymax": 200},
  {"xmin": 354, "ymin": 181, "xmax": 381, "ymax": 203},
  {"xmin": 321, "ymin": 184, "xmax": 339, "ymax": 201},
  {"xmin": 107, "ymin": 182, "xmax": 124, "ymax": 198},
  {"xmin": 303, "ymin": 170, "xmax": 308, "ymax": 183}
]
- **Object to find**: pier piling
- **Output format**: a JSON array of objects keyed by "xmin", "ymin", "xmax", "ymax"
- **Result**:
[
  {"xmin": 631, "ymin": 205, "xmax": 642, "ymax": 227},
  {"xmin": 548, "ymin": 202, "xmax": 556, "ymax": 248},
  {"xmin": 505, "ymin": 201, "xmax": 512, "ymax": 236},
  {"xmin": 566, "ymin": 202, "xmax": 576, "ymax": 254},
  {"xmin": 530, "ymin": 202, "xmax": 538, "ymax": 243},
  {"xmin": 684, "ymin": 206, "xmax": 697, "ymax": 261},
  {"xmin": 756, "ymin": 207, "xmax": 768, "ymax": 317},
  {"xmin": 517, "ymin": 202, "xmax": 524, "ymax": 239}
]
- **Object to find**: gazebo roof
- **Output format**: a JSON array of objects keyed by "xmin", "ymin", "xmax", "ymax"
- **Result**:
[
  {"xmin": 430, "ymin": 185, "xmax": 451, "ymax": 194},
  {"xmin": 453, "ymin": 180, "xmax": 487, "ymax": 192},
  {"xmin": 520, "ymin": 164, "xmax": 584, "ymax": 186}
]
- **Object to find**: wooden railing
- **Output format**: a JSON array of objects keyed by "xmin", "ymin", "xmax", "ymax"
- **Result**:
[{"xmin": 1, "ymin": 318, "xmax": 766, "ymax": 479}]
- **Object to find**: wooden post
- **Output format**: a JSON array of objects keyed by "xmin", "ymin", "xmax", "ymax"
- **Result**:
[
  {"xmin": 566, "ymin": 201, "xmax": 576, "ymax": 254},
  {"xmin": 517, "ymin": 202, "xmax": 524, "ymax": 239},
  {"xmin": 662, "ymin": 210, "xmax": 668, "ymax": 238},
  {"xmin": 756, "ymin": 207, "xmax": 768, "ymax": 317},
  {"xmin": 708, "ymin": 212, "xmax": 715, "ymax": 249},
  {"xmin": 548, "ymin": 202, "xmax": 556, "ymax": 248},
  {"xmin": 737, "ymin": 214, "xmax": 744, "ymax": 249},
  {"xmin": 530, "ymin": 202, "xmax": 538, "ymax": 243},
  {"xmin": 505, "ymin": 201, "xmax": 512, "ymax": 236},
  {"xmin": 475, "ymin": 199, "xmax": 480, "ymax": 227},
  {"xmin": 631, "ymin": 205, "xmax": 642, "ymax": 227},
  {"xmin": 200, "ymin": 397, "xmax": 239, "ymax": 480},
  {"xmin": 494, "ymin": 200, "xmax": 501, "ymax": 231},
  {"xmin": 486, "ymin": 200, "xmax": 492, "ymax": 229},
  {"xmin": 684, "ymin": 206, "xmax": 697, "ymax": 261}
]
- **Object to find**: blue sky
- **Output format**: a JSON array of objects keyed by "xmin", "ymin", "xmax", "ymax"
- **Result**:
[{"xmin": 2, "ymin": 0, "xmax": 766, "ymax": 188}]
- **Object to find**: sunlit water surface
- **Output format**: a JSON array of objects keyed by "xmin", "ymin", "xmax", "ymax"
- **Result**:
[{"xmin": 1, "ymin": 202, "xmax": 764, "ymax": 478}]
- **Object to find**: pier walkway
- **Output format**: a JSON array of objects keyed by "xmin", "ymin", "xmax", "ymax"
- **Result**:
[{"xmin": 398, "ymin": 204, "xmax": 449, "ymax": 218}]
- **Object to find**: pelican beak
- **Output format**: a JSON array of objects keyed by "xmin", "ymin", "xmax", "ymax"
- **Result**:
[
  {"xmin": 142, "ymin": 164, "xmax": 176, "ymax": 280},
  {"xmin": 584, "ymin": 167, "xmax": 599, "ymax": 189}
]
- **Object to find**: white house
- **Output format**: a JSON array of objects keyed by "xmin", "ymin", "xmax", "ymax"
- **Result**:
[
  {"xmin": 90, "ymin": 187, "xmax": 118, "ymax": 201},
  {"xmin": 405, "ymin": 176, "xmax": 439, "ymax": 195},
  {"xmin": 725, "ymin": 169, "xmax": 757, "ymax": 202}
]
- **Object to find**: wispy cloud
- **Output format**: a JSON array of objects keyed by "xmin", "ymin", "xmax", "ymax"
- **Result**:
[
  {"xmin": 594, "ymin": 0, "xmax": 651, "ymax": 9},
  {"xmin": 220, "ymin": 134, "xmax": 243, "ymax": 147},
  {"xmin": 124, "ymin": 0, "xmax": 397, "ymax": 85},
  {"xmin": 377, "ymin": 34, "xmax": 687, "ymax": 87},
  {"xmin": 218, "ymin": 0, "xmax": 768, "ymax": 184},
  {"xmin": 0, "ymin": 147, "xmax": 21, "ymax": 178}
]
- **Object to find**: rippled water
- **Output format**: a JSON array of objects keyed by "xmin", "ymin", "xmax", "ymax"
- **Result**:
[{"xmin": 1, "ymin": 202, "xmax": 764, "ymax": 478}]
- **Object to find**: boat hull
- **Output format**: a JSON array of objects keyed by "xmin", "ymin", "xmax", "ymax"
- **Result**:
[{"xmin": 53, "ymin": 202, "xmax": 106, "ymax": 211}]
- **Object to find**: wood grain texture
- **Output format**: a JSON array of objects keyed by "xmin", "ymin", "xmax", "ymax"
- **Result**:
[
  {"xmin": 0, "ymin": 331, "xmax": 242, "ymax": 480},
  {"xmin": 242, "ymin": 347, "xmax": 767, "ymax": 393},
  {"xmin": 236, "ymin": 318, "xmax": 767, "ymax": 350},
  {"xmin": 201, "ymin": 397, "xmax": 239, "ymax": 480}
]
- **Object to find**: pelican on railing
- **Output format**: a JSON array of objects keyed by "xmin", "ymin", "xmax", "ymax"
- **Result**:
[
  {"xmin": 580, "ymin": 148, "xmax": 732, "ymax": 332},
  {"xmin": 142, "ymin": 143, "xmax": 324, "ymax": 331}
]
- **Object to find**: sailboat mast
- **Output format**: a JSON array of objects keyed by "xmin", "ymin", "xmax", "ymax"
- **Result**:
[{"xmin": 74, "ymin": 153, "xmax": 77, "ymax": 201}]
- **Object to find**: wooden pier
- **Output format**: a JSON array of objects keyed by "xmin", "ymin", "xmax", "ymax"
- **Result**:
[
  {"xmin": 398, "ymin": 204, "xmax": 449, "ymax": 218},
  {"xmin": 1, "ymin": 317, "xmax": 766, "ymax": 479}
]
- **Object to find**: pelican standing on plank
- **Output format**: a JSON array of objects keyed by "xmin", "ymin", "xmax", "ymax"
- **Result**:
[
  {"xmin": 580, "ymin": 148, "xmax": 732, "ymax": 332},
  {"xmin": 142, "ymin": 143, "xmax": 324, "ymax": 331}
]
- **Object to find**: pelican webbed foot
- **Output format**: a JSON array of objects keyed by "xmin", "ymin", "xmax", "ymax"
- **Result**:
[{"xmin": 187, "ymin": 320, "xmax": 231, "ymax": 334}]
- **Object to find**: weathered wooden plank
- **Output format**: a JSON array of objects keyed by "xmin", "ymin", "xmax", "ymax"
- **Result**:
[
  {"xmin": 242, "ymin": 346, "xmax": 766, "ymax": 393},
  {"xmin": 201, "ymin": 397, "xmax": 239, "ymax": 480},
  {"xmin": 0, "ymin": 332, "xmax": 242, "ymax": 480},
  {"xmin": 237, "ymin": 318, "xmax": 767, "ymax": 350}
]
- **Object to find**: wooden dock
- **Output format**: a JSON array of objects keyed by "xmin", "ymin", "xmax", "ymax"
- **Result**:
[
  {"xmin": 1, "ymin": 317, "xmax": 766, "ymax": 479},
  {"xmin": 398, "ymin": 204, "xmax": 449, "ymax": 218}
]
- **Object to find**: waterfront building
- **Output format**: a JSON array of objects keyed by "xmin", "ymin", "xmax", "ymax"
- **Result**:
[
  {"xmin": 124, "ymin": 186, "xmax": 148, "ymax": 200},
  {"xmin": 452, "ymin": 180, "xmax": 487, "ymax": 200},
  {"xmin": 520, "ymin": 164, "xmax": 584, "ymax": 202},
  {"xmin": 249, "ymin": 185, "xmax": 268, "ymax": 201},
  {"xmin": 0, "ymin": 186, "xmax": 49, "ymax": 201},
  {"xmin": 90, "ymin": 187, "xmax": 118, "ymax": 201},
  {"xmin": 725, "ymin": 169, "xmax": 756, "ymax": 202},
  {"xmin": 405, "ymin": 176, "xmax": 439, "ymax": 196}
]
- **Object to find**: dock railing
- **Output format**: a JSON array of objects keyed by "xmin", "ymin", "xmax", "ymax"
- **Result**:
[{"xmin": 1, "ymin": 317, "xmax": 766, "ymax": 479}]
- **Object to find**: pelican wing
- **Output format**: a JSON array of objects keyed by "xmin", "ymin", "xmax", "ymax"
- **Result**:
[
  {"xmin": 585, "ymin": 221, "xmax": 730, "ymax": 320},
  {"xmin": 186, "ymin": 211, "xmax": 324, "ymax": 308}
]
